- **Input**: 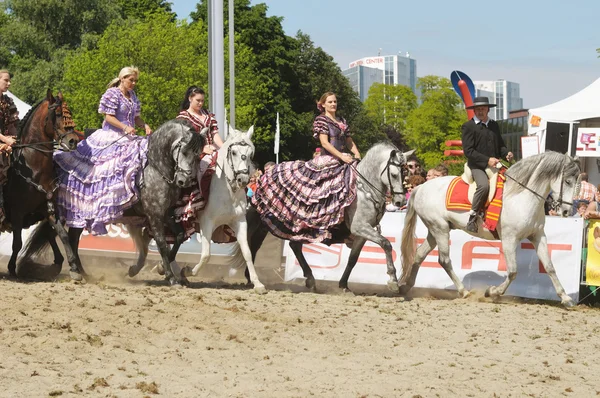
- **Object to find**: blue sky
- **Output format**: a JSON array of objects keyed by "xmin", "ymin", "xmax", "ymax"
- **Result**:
[{"xmin": 170, "ymin": 0, "xmax": 600, "ymax": 109}]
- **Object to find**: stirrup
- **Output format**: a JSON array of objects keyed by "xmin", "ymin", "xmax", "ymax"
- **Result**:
[{"xmin": 466, "ymin": 214, "xmax": 478, "ymax": 233}]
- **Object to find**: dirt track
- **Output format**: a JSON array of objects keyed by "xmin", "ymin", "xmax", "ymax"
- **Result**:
[{"xmin": 1, "ymin": 258, "xmax": 599, "ymax": 398}]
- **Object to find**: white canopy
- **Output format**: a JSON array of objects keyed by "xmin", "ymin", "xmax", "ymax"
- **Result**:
[
  {"xmin": 5, "ymin": 90, "xmax": 32, "ymax": 119},
  {"xmin": 528, "ymin": 77, "xmax": 600, "ymax": 124}
]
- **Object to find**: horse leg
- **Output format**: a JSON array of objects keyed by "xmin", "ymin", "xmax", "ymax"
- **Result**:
[
  {"xmin": 436, "ymin": 231, "xmax": 469, "ymax": 298},
  {"xmin": 338, "ymin": 237, "xmax": 367, "ymax": 293},
  {"xmin": 8, "ymin": 224, "xmax": 23, "ymax": 277},
  {"xmin": 288, "ymin": 241, "xmax": 316, "ymax": 291},
  {"xmin": 148, "ymin": 219, "xmax": 183, "ymax": 287},
  {"xmin": 531, "ymin": 234, "xmax": 574, "ymax": 307},
  {"xmin": 46, "ymin": 234, "xmax": 64, "ymax": 273},
  {"xmin": 233, "ymin": 218, "xmax": 266, "ymax": 294},
  {"xmin": 64, "ymin": 226, "xmax": 87, "ymax": 281},
  {"xmin": 127, "ymin": 224, "xmax": 151, "ymax": 278},
  {"xmin": 183, "ymin": 220, "xmax": 213, "ymax": 280},
  {"xmin": 245, "ymin": 217, "xmax": 269, "ymax": 284},
  {"xmin": 398, "ymin": 231, "xmax": 437, "ymax": 295},
  {"xmin": 351, "ymin": 223, "xmax": 398, "ymax": 292}
]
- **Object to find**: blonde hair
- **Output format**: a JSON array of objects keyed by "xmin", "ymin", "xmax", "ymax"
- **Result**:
[
  {"xmin": 0, "ymin": 69, "xmax": 10, "ymax": 78},
  {"xmin": 107, "ymin": 66, "xmax": 140, "ymax": 88}
]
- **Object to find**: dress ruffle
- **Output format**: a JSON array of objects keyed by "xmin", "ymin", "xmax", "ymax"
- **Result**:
[
  {"xmin": 251, "ymin": 154, "xmax": 357, "ymax": 243},
  {"xmin": 54, "ymin": 130, "xmax": 148, "ymax": 235}
]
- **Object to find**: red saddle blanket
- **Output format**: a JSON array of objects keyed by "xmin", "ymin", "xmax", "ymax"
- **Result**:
[{"xmin": 445, "ymin": 173, "xmax": 506, "ymax": 231}]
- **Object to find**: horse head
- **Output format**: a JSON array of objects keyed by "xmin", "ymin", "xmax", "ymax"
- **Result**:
[
  {"xmin": 172, "ymin": 125, "xmax": 206, "ymax": 188},
  {"xmin": 549, "ymin": 154, "xmax": 580, "ymax": 217},
  {"xmin": 385, "ymin": 148, "xmax": 415, "ymax": 208},
  {"xmin": 44, "ymin": 90, "xmax": 80, "ymax": 151},
  {"xmin": 217, "ymin": 124, "xmax": 255, "ymax": 191}
]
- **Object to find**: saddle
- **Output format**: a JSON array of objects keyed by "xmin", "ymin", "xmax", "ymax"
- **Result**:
[{"xmin": 460, "ymin": 163, "xmax": 500, "ymax": 206}]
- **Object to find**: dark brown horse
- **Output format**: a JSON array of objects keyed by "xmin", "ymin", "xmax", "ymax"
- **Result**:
[{"xmin": 5, "ymin": 90, "xmax": 81, "ymax": 279}]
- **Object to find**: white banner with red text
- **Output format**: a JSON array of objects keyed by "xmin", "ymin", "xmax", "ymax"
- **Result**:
[{"xmin": 284, "ymin": 213, "xmax": 583, "ymax": 301}]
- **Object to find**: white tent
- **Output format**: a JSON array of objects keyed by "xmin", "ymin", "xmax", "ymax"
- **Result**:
[
  {"xmin": 528, "ymin": 77, "xmax": 600, "ymax": 180},
  {"xmin": 5, "ymin": 90, "xmax": 32, "ymax": 119}
]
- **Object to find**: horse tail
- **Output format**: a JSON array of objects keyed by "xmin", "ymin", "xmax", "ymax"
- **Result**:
[
  {"xmin": 400, "ymin": 186, "xmax": 419, "ymax": 284},
  {"xmin": 18, "ymin": 220, "xmax": 55, "ymax": 265}
]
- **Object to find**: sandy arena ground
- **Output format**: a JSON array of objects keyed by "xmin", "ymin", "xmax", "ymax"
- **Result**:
[{"xmin": 0, "ymin": 237, "xmax": 599, "ymax": 398}]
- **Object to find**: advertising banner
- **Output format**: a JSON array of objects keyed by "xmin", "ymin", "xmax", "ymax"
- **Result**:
[{"xmin": 284, "ymin": 213, "xmax": 583, "ymax": 301}]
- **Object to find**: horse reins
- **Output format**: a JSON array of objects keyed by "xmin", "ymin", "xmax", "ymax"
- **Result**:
[{"xmin": 501, "ymin": 164, "xmax": 573, "ymax": 211}]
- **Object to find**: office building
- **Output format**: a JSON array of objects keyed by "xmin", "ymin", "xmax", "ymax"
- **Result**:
[
  {"xmin": 342, "ymin": 53, "xmax": 417, "ymax": 102},
  {"xmin": 474, "ymin": 80, "xmax": 524, "ymax": 120}
]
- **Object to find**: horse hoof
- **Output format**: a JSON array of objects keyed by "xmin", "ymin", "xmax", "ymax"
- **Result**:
[
  {"xmin": 484, "ymin": 287, "xmax": 493, "ymax": 298},
  {"xmin": 69, "ymin": 271, "xmax": 83, "ymax": 282},
  {"xmin": 460, "ymin": 290, "xmax": 471, "ymax": 299},
  {"xmin": 253, "ymin": 285, "xmax": 267, "ymax": 295},
  {"xmin": 156, "ymin": 265, "xmax": 165, "ymax": 276},
  {"xmin": 561, "ymin": 297, "xmax": 576, "ymax": 308},
  {"xmin": 387, "ymin": 280, "xmax": 400, "ymax": 293},
  {"xmin": 340, "ymin": 288, "xmax": 354, "ymax": 296},
  {"xmin": 181, "ymin": 266, "xmax": 193, "ymax": 278},
  {"xmin": 397, "ymin": 283, "xmax": 411, "ymax": 295},
  {"xmin": 8, "ymin": 268, "xmax": 16, "ymax": 278},
  {"xmin": 128, "ymin": 267, "xmax": 139, "ymax": 278},
  {"xmin": 305, "ymin": 278, "xmax": 316, "ymax": 291}
]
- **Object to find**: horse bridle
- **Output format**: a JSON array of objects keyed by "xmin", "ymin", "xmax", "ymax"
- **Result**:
[
  {"xmin": 150, "ymin": 138, "xmax": 195, "ymax": 185},
  {"xmin": 13, "ymin": 100, "xmax": 76, "ymax": 153},
  {"xmin": 11, "ymin": 100, "xmax": 76, "ymax": 199},
  {"xmin": 352, "ymin": 150, "xmax": 406, "ymax": 212},
  {"xmin": 219, "ymin": 141, "xmax": 251, "ymax": 189},
  {"xmin": 502, "ymin": 164, "xmax": 574, "ymax": 212}
]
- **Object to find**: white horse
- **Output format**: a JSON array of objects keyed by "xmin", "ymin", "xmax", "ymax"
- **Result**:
[
  {"xmin": 398, "ymin": 151, "xmax": 580, "ymax": 307},
  {"xmin": 179, "ymin": 126, "xmax": 262, "ymax": 290}
]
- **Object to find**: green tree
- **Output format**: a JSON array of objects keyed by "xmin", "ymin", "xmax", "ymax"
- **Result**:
[
  {"xmin": 116, "ymin": 0, "xmax": 176, "ymax": 21},
  {"xmin": 63, "ymin": 14, "xmax": 209, "ymax": 130},
  {"xmin": 404, "ymin": 76, "xmax": 467, "ymax": 170},
  {"xmin": 364, "ymin": 82, "xmax": 417, "ymax": 132}
]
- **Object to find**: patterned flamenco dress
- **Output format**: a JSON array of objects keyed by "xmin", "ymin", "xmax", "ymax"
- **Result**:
[
  {"xmin": 54, "ymin": 87, "xmax": 148, "ymax": 235},
  {"xmin": 251, "ymin": 115, "xmax": 357, "ymax": 243}
]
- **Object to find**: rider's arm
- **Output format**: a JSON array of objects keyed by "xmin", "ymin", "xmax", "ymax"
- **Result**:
[
  {"xmin": 212, "ymin": 132, "xmax": 224, "ymax": 149},
  {"xmin": 346, "ymin": 136, "xmax": 361, "ymax": 159},
  {"xmin": 319, "ymin": 134, "xmax": 352, "ymax": 164},
  {"xmin": 104, "ymin": 114, "xmax": 135, "ymax": 134},
  {"xmin": 134, "ymin": 115, "xmax": 152, "ymax": 135}
]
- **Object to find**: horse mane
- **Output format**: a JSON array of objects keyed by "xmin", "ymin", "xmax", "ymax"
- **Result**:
[
  {"xmin": 184, "ymin": 129, "xmax": 205, "ymax": 155},
  {"xmin": 504, "ymin": 151, "xmax": 580, "ymax": 196},
  {"xmin": 16, "ymin": 100, "xmax": 45, "ymax": 140}
]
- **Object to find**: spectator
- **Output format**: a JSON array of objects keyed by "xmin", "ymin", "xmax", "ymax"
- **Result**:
[
  {"xmin": 575, "ymin": 200, "xmax": 589, "ymax": 217},
  {"xmin": 406, "ymin": 155, "xmax": 422, "ymax": 177},
  {"xmin": 426, "ymin": 164, "xmax": 448, "ymax": 180},
  {"xmin": 404, "ymin": 174, "xmax": 426, "ymax": 200},
  {"xmin": 575, "ymin": 172, "xmax": 597, "ymax": 202},
  {"xmin": 264, "ymin": 161, "xmax": 276, "ymax": 172}
]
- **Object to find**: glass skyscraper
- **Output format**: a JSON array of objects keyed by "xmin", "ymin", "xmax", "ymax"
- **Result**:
[
  {"xmin": 342, "ymin": 53, "xmax": 418, "ymax": 102},
  {"xmin": 474, "ymin": 80, "xmax": 524, "ymax": 120}
]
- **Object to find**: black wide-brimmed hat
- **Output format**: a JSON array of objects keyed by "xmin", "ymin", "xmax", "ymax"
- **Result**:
[{"xmin": 466, "ymin": 96, "xmax": 496, "ymax": 109}]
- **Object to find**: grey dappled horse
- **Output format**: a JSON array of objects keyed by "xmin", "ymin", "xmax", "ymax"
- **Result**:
[
  {"xmin": 398, "ymin": 151, "xmax": 580, "ymax": 307},
  {"xmin": 129, "ymin": 126, "xmax": 258, "ymax": 290},
  {"xmin": 248, "ymin": 143, "xmax": 415, "ymax": 292},
  {"xmin": 21, "ymin": 119, "xmax": 205, "ymax": 285}
]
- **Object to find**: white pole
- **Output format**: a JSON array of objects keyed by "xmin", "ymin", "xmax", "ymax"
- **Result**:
[
  {"xmin": 274, "ymin": 112, "xmax": 280, "ymax": 164},
  {"xmin": 228, "ymin": 0, "xmax": 235, "ymax": 129},
  {"xmin": 208, "ymin": 0, "xmax": 225, "ymax": 139}
]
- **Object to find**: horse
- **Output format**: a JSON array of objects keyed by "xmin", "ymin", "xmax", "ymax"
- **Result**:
[
  {"xmin": 248, "ymin": 143, "xmax": 414, "ymax": 293},
  {"xmin": 20, "ymin": 119, "xmax": 205, "ymax": 285},
  {"xmin": 6, "ymin": 90, "xmax": 80, "ymax": 278},
  {"xmin": 128, "ymin": 126, "xmax": 259, "ymax": 291},
  {"xmin": 398, "ymin": 151, "xmax": 580, "ymax": 307}
]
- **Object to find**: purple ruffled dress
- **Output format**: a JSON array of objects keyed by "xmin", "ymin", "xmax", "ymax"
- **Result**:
[{"xmin": 54, "ymin": 87, "xmax": 148, "ymax": 235}]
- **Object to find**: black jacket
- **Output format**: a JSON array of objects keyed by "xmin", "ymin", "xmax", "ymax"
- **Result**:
[{"xmin": 461, "ymin": 119, "xmax": 509, "ymax": 170}]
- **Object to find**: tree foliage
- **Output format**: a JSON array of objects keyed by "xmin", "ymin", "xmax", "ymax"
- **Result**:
[
  {"xmin": 63, "ymin": 14, "xmax": 209, "ymax": 130},
  {"xmin": 404, "ymin": 76, "xmax": 467, "ymax": 170}
]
